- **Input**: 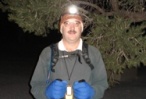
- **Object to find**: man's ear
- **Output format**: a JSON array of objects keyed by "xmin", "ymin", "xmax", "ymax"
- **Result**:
[
  {"xmin": 60, "ymin": 24, "xmax": 63, "ymax": 34},
  {"xmin": 81, "ymin": 22, "xmax": 84, "ymax": 32}
]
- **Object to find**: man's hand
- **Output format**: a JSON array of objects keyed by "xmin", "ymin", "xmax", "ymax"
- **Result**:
[
  {"xmin": 45, "ymin": 79, "xmax": 68, "ymax": 99},
  {"xmin": 73, "ymin": 81, "xmax": 95, "ymax": 99}
]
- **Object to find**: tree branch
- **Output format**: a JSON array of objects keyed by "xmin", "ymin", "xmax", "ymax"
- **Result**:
[
  {"xmin": 72, "ymin": 1, "xmax": 105, "ymax": 14},
  {"xmin": 118, "ymin": 10, "xmax": 146, "ymax": 22},
  {"xmin": 110, "ymin": 0, "xmax": 119, "ymax": 11},
  {"xmin": 71, "ymin": 1, "xmax": 146, "ymax": 22}
]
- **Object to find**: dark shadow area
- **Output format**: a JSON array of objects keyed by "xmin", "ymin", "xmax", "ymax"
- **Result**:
[
  {"xmin": 103, "ymin": 65, "xmax": 146, "ymax": 99},
  {"xmin": 0, "ymin": 11, "xmax": 62, "ymax": 60}
]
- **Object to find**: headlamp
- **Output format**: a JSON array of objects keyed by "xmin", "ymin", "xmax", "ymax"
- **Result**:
[{"xmin": 68, "ymin": 5, "xmax": 78, "ymax": 14}]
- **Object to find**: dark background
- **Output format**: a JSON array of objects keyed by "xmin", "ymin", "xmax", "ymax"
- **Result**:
[{"xmin": 0, "ymin": 10, "xmax": 62, "ymax": 60}]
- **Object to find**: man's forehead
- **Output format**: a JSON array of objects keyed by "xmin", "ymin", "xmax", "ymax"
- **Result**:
[{"xmin": 64, "ymin": 18, "xmax": 81, "ymax": 22}]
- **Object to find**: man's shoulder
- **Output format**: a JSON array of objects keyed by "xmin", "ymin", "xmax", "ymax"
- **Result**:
[
  {"xmin": 86, "ymin": 44, "xmax": 102, "ymax": 58},
  {"xmin": 87, "ymin": 44, "xmax": 100, "ymax": 52},
  {"xmin": 42, "ymin": 43, "xmax": 58, "ymax": 52},
  {"xmin": 40, "ymin": 45, "xmax": 52, "ymax": 57},
  {"xmin": 42, "ymin": 45, "xmax": 51, "ymax": 52}
]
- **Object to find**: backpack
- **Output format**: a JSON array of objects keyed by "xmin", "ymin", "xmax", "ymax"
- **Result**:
[{"xmin": 50, "ymin": 42, "xmax": 94, "ymax": 72}]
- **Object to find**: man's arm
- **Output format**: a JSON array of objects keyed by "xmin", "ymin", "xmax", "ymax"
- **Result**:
[
  {"xmin": 30, "ymin": 47, "xmax": 51, "ymax": 99},
  {"xmin": 89, "ymin": 46, "xmax": 109, "ymax": 99}
]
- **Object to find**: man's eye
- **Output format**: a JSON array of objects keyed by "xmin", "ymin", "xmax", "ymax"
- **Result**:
[
  {"xmin": 76, "ymin": 22, "xmax": 80, "ymax": 24},
  {"xmin": 75, "ymin": 22, "xmax": 80, "ymax": 26},
  {"xmin": 64, "ymin": 22, "xmax": 69, "ymax": 25},
  {"xmin": 63, "ymin": 21, "xmax": 81, "ymax": 27}
]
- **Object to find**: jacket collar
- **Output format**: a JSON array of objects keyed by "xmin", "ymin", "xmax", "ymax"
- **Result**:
[{"xmin": 58, "ymin": 39, "xmax": 82, "ymax": 51}]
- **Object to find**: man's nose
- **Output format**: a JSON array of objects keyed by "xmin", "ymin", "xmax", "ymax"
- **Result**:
[{"xmin": 69, "ymin": 23, "xmax": 75, "ymax": 30}]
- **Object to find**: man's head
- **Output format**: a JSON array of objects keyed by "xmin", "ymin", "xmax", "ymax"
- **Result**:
[
  {"xmin": 59, "ymin": 4, "xmax": 84, "ymax": 43},
  {"xmin": 60, "ymin": 5, "xmax": 84, "ymax": 33}
]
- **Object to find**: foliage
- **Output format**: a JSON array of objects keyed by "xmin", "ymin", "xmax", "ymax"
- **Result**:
[
  {"xmin": 84, "ymin": 15, "xmax": 146, "ymax": 85},
  {"xmin": 0, "ymin": 0, "xmax": 146, "ymax": 85},
  {"xmin": 0, "ymin": 0, "xmax": 67, "ymax": 36}
]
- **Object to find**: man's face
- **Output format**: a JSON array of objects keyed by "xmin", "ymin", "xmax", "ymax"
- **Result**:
[{"xmin": 60, "ymin": 18, "xmax": 83, "ymax": 43}]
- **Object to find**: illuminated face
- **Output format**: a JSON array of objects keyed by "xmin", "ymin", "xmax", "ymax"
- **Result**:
[{"xmin": 60, "ymin": 18, "xmax": 83, "ymax": 43}]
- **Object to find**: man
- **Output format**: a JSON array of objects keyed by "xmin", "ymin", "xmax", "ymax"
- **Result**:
[{"xmin": 30, "ymin": 4, "xmax": 108, "ymax": 99}]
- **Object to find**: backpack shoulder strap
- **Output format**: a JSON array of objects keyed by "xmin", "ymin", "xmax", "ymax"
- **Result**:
[
  {"xmin": 50, "ymin": 43, "xmax": 59, "ymax": 72},
  {"xmin": 50, "ymin": 42, "xmax": 94, "ymax": 71},
  {"xmin": 82, "ymin": 42, "xmax": 94, "ymax": 70}
]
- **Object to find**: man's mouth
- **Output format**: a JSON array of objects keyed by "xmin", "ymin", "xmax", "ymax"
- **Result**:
[{"xmin": 68, "ymin": 30, "xmax": 76, "ymax": 34}]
